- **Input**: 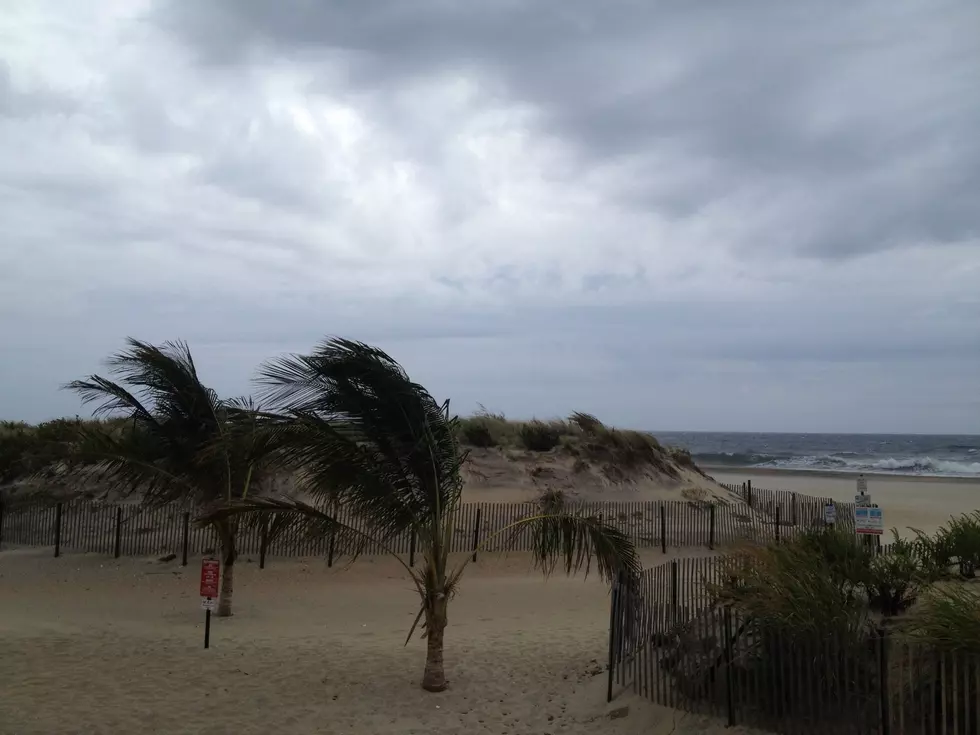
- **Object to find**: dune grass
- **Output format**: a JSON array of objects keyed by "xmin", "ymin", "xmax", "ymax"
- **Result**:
[{"xmin": 456, "ymin": 409, "xmax": 689, "ymax": 478}]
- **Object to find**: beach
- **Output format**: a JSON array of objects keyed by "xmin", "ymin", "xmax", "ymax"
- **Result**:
[
  {"xmin": 710, "ymin": 468, "xmax": 980, "ymax": 537},
  {"xmin": 0, "ymin": 549, "xmax": 761, "ymax": 735}
]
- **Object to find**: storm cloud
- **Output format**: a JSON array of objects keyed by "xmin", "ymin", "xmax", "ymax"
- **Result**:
[{"xmin": 1, "ymin": 1, "xmax": 978, "ymax": 432}]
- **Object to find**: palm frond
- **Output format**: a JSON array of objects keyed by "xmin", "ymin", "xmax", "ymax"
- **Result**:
[
  {"xmin": 64, "ymin": 375, "xmax": 157, "ymax": 423},
  {"xmin": 64, "ymin": 338, "xmax": 275, "ymax": 506},
  {"xmin": 458, "ymin": 510, "xmax": 641, "ymax": 586},
  {"xmin": 72, "ymin": 422, "xmax": 194, "ymax": 504},
  {"xmin": 254, "ymin": 338, "xmax": 465, "ymax": 538}
]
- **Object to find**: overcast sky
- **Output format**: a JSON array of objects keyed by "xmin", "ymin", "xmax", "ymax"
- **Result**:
[{"xmin": 2, "ymin": 1, "xmax": 978, "ymax": 434}]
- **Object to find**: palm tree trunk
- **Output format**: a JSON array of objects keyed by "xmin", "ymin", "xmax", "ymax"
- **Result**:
[
  {"xmin": 421, "ymin": 595, "xmax": 449, "ymax": 692},
  {"xmin": 217, "ymin": 525, "xmax": 237, "ymax": 618}
]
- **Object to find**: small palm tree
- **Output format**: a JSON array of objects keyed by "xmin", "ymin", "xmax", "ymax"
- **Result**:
[
  {"xmin": 66, "ymin": 338, "xmax": 278, "ymax": 617},
  {"xmin": 200, "ymin": 338, "xmax": 640, "ymax": 691}
]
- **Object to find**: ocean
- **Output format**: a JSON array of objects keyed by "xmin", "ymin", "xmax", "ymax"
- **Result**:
[{"xmin": 653, "ymin": 431, "xmax": 980, "ymax": 478}]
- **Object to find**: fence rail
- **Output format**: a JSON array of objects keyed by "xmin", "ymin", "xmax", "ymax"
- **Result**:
[
  {"xmin": 0, "ymin": 482, "xmax": 853, "ymax": 565},
  {"xmin": 609, "ymin": 554, "xmax": 978, "ymax": 734}
]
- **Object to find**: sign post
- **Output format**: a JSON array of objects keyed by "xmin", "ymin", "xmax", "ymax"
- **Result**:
[{"xmin": 199, "ymin": 557, "xmax": 220, "ymax": 649}]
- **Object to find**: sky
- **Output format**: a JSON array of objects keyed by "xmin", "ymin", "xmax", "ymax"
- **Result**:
[{"xmin": 1, "ymin": 1, "xmax": 978, "ymax": 434}]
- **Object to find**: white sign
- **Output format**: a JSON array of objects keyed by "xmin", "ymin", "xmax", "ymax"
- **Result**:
[
  {"xmin": 855, "ymin": 507, "xmax": 883, "ymax": 535},
  {"xmin": 855, "ymin": 493, "xmax": 872, "ymax": 507},
  {"xmin": 201, "ymin": 596, "xmax": 217, "ymax": 611},
  {"xmin": 824, "ymin": 504, "xmax": 837, "ymax": 525}
]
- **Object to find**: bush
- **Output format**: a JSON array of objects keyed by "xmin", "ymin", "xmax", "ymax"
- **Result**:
[
  {"xmin": 913, "ymin": 511, "xmax": 980, "ymax": 579},
  {"xmin": 668, "ymin": 446, "xmax": 698, "ymax": 471},
  {"xmin": 901, "ymin": 583, "xmax": 980, "ymax": 653},
  {"xmin": 518, "ymin": 421, "xmax": 563, "ymax": 451},
  {"xmin": 862, "ymin": 532, "xmax": 931, "ymax": 616},
  {"xmin": 569, "ymin": 411, "xmax": 604, "ymax": 434},
  {"xmin": 710, "ymin": 528, "xmax": 870, "ymax": 636},
  {"xmin": 458, "ymin": 419, "xmax": 497, "ymax": 447}
]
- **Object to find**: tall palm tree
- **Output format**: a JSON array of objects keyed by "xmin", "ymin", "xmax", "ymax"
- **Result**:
[
  {"xmin": 200, "ymin": 338, "xmax": 640, "ymax": 691},
  {"xmin": 66, "ymin": 338, "xmax": 278, "ymax": 617}
]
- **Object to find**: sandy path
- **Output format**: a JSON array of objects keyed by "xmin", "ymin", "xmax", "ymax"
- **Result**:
[
  {"xmin": 0, "ymin": 550, "xmax": 755, "ymax": 735},
  {"xmin": 712, "ymin": 470, "xmax": 980, "ymax": 538}
]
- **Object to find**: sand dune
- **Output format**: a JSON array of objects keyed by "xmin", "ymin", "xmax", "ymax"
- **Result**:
[
  {"xmin": 0, "ymin": 549, "xmax": 761, "ymax": 735},
  {"xmin": 463, "ymin": 447, "xmax": 743, "ymax": 506}
]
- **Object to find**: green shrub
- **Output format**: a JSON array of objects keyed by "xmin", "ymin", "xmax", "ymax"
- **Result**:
[
  {"xmin": 901, "ymin": 583, "xmax": 980, "ymax": 653},
  {"xmin": 518, "ymin": 420, "xmax": 563, "ymax": 451},
  {"xmin": 569, "ymin": 411, "xmax": 603, "ymax": 434},
  {"xmin": 711, "ymin": 528, "xmax": 870, "ymax": 636},
  {"xmin": 862, "ymin": 532, "xmax": 931, "ymax": 616},
  {"xmin": 458, "ymin": 419, "xmax": 497, "ymax": 447},
  {"xmin": 913, "ymin": 511, "xmax": 980, "ymax": 579}
]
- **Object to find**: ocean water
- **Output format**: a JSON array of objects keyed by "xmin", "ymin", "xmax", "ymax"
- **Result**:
[{"xmin": 653, "ymin": 431, "xmax": 980, "ymax": 478}]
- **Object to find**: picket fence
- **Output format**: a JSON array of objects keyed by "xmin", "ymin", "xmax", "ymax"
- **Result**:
[
  {"xmin": 0, "ymin": 482, "xmax": 852, "ymax": 564},
  {"xmin": 608, "ymin": 555, "xmax": 980, "ymax": 734}
]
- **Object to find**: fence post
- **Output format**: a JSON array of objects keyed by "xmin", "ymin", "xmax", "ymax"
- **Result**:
[
  {"xmin": 878, "ymin": 626, "xmax": 890, "ymax": 735},
  {"xmin": 747, "ymin": 480, "xmax": 753, "ymax": 507},
  {"xmin": 0, "ymin": 495, "xmax": 5, "ymax": 547},
  {"xmin": 259, "ymin": 517, "xmax": 268, "ymax": 570},
  {"xmin": 723, "ymin": 606, "xmax": 736, "ymax": 727},
  {"xmin": 775, "ymin": 505, "xmax": 781, "ymax": 544},
  {"xmin": 708, "ymin": 504, "xmax": 716, "ymax": 550},
  {"xmin": 180, "ymin": 511, "xmax": 190, "ymax": 566},
  {"xmin": 606, "ymin": 571, "xmax": 623, "ymax": 703},
  {"xmin": 113, "ymin": 506, "xmax": 122, "ymax": 559},
  {"xmin": 409, "ymin": 529, "xmax": 416, "ymax": 567},
  {"xmin": 54, "ymin": 502, "xmax": 63, "ymax": 558},
  {"xmin": 660, "ymin": 504, "xmax": 667, "ymax": 554},
  {"xmin": 792, "ymin": 493, "xmax": 798, "ymax": 526},
  {"xmin": 327, "ymin": 529, "xmax": 335, "ymax": 568},
  {"xmin": 471, "ymin": 507, "xmax": 482, "ymax": 563},
  {"xmin": 670, "ymin": 560, "xmax": 679, "ymax": 622}
]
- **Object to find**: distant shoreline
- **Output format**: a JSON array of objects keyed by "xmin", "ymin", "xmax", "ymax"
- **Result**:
[{"xmin": 703, "ymin": 465, "xmax": 980, "ymax": 484}]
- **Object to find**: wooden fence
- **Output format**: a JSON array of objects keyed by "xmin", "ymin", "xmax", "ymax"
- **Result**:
[
  {"xmin": 0, "ymin": 482, "xmax": 853, "ymax": 565},
  {"xmin": 609, "ymin": 556, "xmax": 980, "ymax": 734}
]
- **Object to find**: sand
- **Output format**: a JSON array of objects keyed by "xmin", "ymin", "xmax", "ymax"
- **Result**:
[
  {"xmin": 711, "ymin": 469, "xmax": 980, "ymax": 538},
  {"xmin": 462, "ymin": 448, "xmax": 741, "ymax": 506},
  {"xmin": 0, "ymin": 549, "xmax": 761, "ymax": 735}
]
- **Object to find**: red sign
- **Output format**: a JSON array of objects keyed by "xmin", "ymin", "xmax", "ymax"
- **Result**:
[{"xmin": 200, "ymin": 558, "xmax": 220, "ymax": 598}]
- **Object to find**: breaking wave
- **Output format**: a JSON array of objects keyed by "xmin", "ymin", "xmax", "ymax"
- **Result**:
[{"xmin": 695, "ymin": 453, "xmax": 980, "ymax": 477}]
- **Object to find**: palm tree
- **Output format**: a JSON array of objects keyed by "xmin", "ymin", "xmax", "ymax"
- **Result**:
[
  {"xmin": 200, "ymin": 338, "xmax": 641, "ymax": 691},
  {"xmin": 66, "ymin": 338, "xmax": 278, "ymax": 617}
]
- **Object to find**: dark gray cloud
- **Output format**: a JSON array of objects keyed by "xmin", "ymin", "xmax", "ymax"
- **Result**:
[
  {"xmin": 157, "ymin": 0, "xmax": 980, "ymax": 258},
  {"xmin": 1, "ymin": 1, "xmax": 978, "ymax": 433}
]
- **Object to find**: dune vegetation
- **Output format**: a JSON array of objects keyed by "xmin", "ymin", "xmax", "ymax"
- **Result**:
[
  {"xmin": 456, "ymin": 408, "xmax": 700, "ymax": 477},
  {"xmin": 670, "ymin": 513, "xmax": 980, "ymax": 727}
]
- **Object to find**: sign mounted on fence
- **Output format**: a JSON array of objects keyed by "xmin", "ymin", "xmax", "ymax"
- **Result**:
[
  {"xmin": 854, "ymin": 507, "xmax": 883, "ymax": 535},
  {"xmin": 824, "ymin": 504, "xmax": 836, "ymax": 525},
  {"xmin": 200, "ymin": 558, "xmax": 220, "ymax": 598}
]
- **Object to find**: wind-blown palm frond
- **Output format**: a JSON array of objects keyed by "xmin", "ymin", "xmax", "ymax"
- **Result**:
[
  {"xmin": 71, "ymin": 420, "xmax": 193, "ymax": 503},
  {"xmin": 66, "ymin": 338, "xmax": 286, "ymax": 618},
  {"xmin": 255, "ymin": 338, "xmax": 465, "ymax": 540},
  {"xmin": 449, "ymin": 509, "xmax": 641, "ymax": 590},
  {"xmin": 64, "ymin": 338, "xmax": 238, "ymax": 505}
]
